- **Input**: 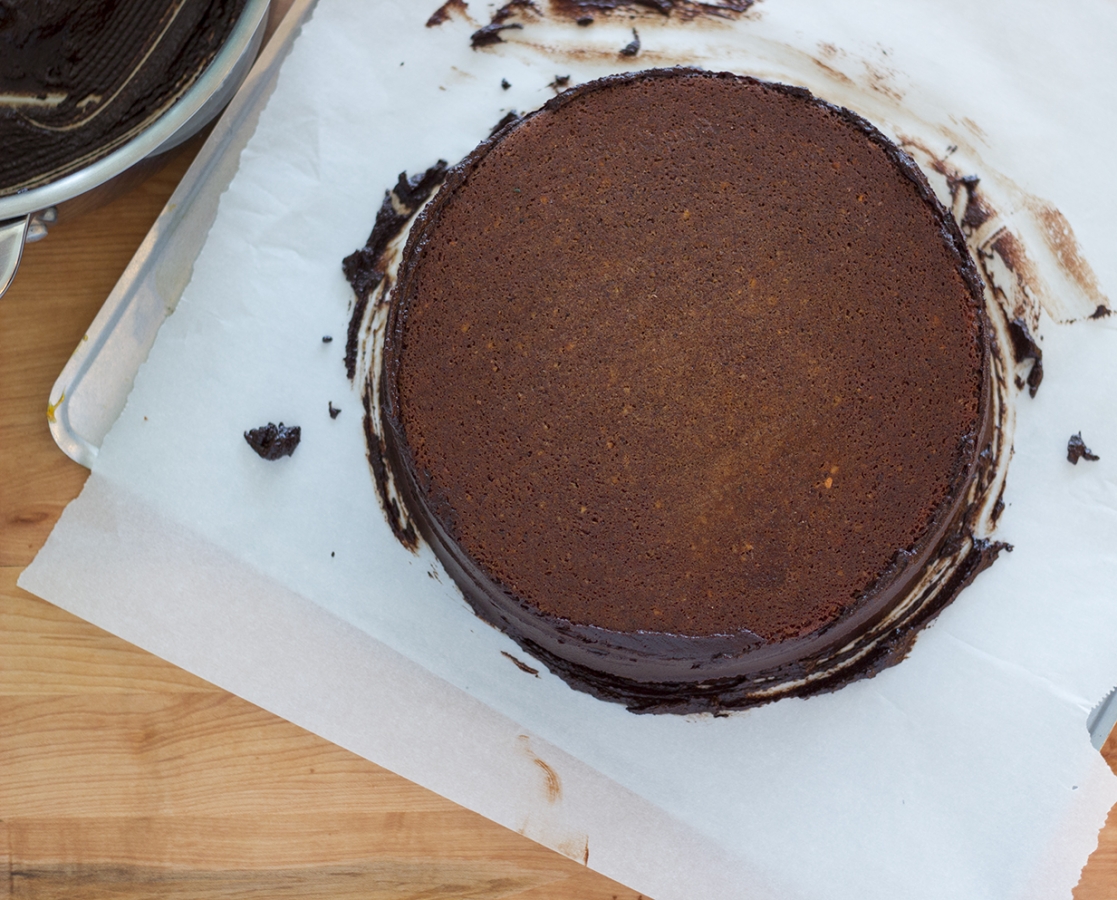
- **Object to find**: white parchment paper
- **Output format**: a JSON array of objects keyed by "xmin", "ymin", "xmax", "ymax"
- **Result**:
[{"xmin": 21, "ymin": 1, "xmax": 1117, "ymax": 898}]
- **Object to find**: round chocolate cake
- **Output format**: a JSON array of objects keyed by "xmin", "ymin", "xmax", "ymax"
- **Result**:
[{"xmin": 380, "ymin": 68, "xmax": 993, "ymax": 713}]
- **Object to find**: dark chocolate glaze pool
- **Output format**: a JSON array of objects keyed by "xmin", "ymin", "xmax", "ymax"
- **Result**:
[{"xmin": 378, "ymin": 69, "xmax": 999, "ymax": 713}]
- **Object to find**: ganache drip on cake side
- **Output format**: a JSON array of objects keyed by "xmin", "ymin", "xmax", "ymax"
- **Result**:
[{"xmin": 375, "ymin": 68, "xmax": 999, "ymax": 713}]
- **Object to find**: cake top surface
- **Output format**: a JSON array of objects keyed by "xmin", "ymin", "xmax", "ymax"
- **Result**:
[{"xmin": 388, "ymin": 68, "xmax": 985, "ymax": 641}]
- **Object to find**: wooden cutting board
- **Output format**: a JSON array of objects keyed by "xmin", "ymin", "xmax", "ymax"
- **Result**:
[{"xmin": 2, "ymin": 11, "xmax": 1116, "ymax": 898}]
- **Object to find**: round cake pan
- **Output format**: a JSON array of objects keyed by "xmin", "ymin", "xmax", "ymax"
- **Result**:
[{"xmin": 0, "ymin": 0, "xmax": 271, "ymax": 300}]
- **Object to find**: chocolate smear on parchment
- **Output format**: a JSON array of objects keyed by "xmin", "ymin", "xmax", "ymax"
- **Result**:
[
  {"xmin": 342, "ymin": 162, "xmax": 448, "ymax": 380},
  {"xmin": 427, "ymin": 0, "xmax": 469, "ymax": 27}
]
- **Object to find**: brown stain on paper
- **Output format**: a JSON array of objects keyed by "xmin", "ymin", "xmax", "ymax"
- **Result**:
[
  {"xmin": 961, "ymin": 116, "xmax": 987, "ymax": 141},
  {"xmin": 426, "ymin": 0, "xmax": 472, "ymax": 27},
  {"xmin": 517, "ymin": 734, "xmax": 562, "ymax": 803},
  {"xmin": 1029, "ymin": 201, "xmax": 1108, "ymax": 309},
  {"xmin": 532, "ymin": 757, "xmax": 562, "ymax": 803},
  {"xmin": 811, "ymin": 42, "xmax": 856, "ymax": 87},
  {"xmin": 861, "ymin": 59, "xmax": 904, "ymax": 101},
  {"xmin": 511, "ymin": 736, "xmax": 591, "ymax": 864}
]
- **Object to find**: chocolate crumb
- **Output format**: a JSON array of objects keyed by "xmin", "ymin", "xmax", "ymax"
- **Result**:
[
  {"xmin": 576, "ymin": 14, "xmax": 594, "ymax": 24},
  {"xmin": 322, "ymin": 335, "xmax": 333, "ymax": 343},
  {"xmin": 244, "ymin": 423, "xmax": 301, "ymax": 460},
  {"xmin": 331, "ymin": 551, "xmax": 335, "ymax": 557},
  {"xmin": 620, "ymin": 28, "xmax": 640, "ymax": 56},
  {"xmin": 1090, "ymin": 304, "xmax": 1112, "ymax": 319},
  {"xmin": 550, "ymin": 74, "xmax": 571, "ymax": 90},
  {"xmin": 1067, "ymin": 432, "xmax": 1100, "ymax": 464},
  {"xmin": 501, "ymin": 650, "xmax": 541, "ymax": 676},
  {"xmin": 1006, "ymin": 317, "xmax": 1043, "ymax": 397},
  {"xmin": 501, "ymin": 77, "xmax": 511, "ymax": 89},
  {"xmin": 328, "ymin": 401, "xmax": 341, "ymax": 419}
]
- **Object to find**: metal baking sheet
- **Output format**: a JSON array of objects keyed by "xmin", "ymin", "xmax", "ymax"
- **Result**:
[
  {"xmin": 48, "ymin": 0, "xmax": 317, "ymax": 468},
  {"xmin": 46, "ymin": 0, "xmax": 1117, "ymax": 752}
]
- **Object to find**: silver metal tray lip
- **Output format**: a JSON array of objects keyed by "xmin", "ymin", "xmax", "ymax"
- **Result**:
[
  {"xmin": 47, "ymin": 0, "xmax": 317, "ymax": 469},
  {"xmin": 0, "ymin": 0, "xmax": 272, "ymax": 223}
]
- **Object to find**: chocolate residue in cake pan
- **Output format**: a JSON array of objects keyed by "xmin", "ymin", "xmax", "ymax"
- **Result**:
[
  {"xmin": 244, "ymin": 423, "xmax": 301, "ymax": 460},
  {"xmin": 343, "ymin": 162, "xmax": 448, "ymax": 380},
  {"xmin": 1067, "ymin": 433, "xmax": 1100, "ymax": 465},
  {"xmin": 0, "ymin": 0, "xmax": 248, "ymax": 196}
]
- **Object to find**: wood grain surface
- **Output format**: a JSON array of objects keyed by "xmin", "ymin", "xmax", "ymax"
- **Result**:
[{"xmin": 3, "ymin": 10, "xmax": 1117, "ymax": 899}]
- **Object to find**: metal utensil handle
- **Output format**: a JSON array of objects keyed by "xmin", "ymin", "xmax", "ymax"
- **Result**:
[{"xmin": 0, "ymin": 216, "xmax": 29, "ymax": 300}]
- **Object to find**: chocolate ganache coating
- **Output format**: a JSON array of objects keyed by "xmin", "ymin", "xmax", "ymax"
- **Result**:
[
  {"xmin": 381, "ymin": 69, "xmax": 993, "ymax": 712},
  {"xmin": 0, "ymin": 0, "xmax": 248, "ymax": 196}
]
